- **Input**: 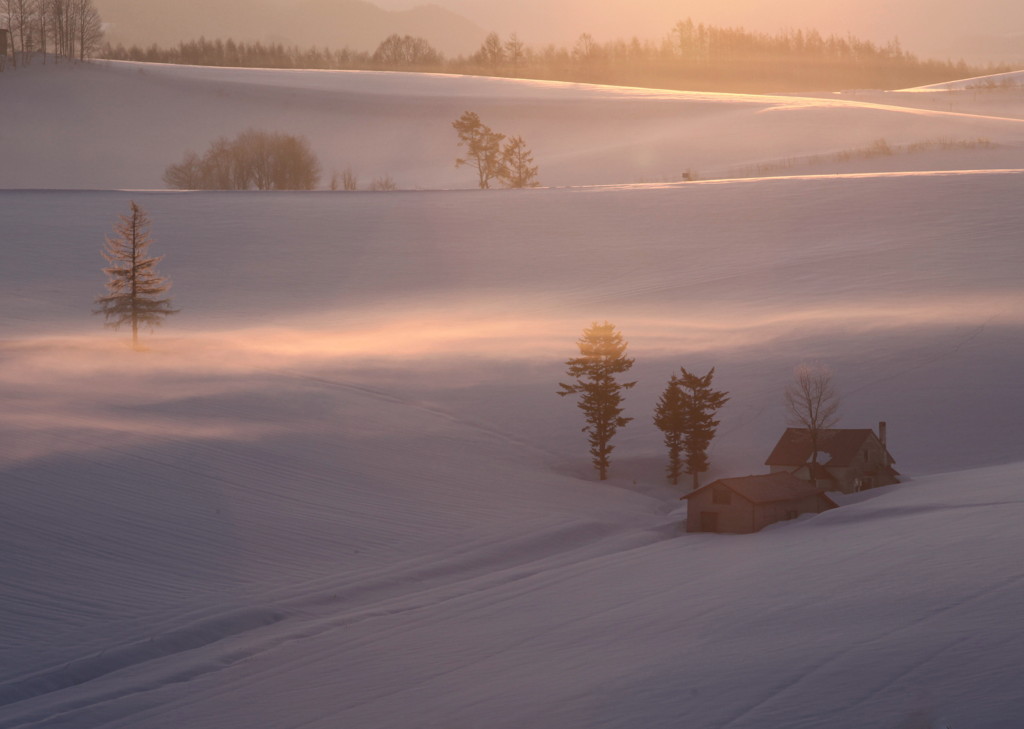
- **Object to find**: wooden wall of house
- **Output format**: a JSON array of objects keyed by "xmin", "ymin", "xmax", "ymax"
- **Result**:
[
  {"xmin": 751, "ymin": 493, "xmax": 829, "ymax": 532},
  {"xmin": 830, "ymin": 438, "xmax": 897, "ymax": 492},
  {"xmin": 685, "ymin": 487, "xmax": 756, "ymax": 534}
]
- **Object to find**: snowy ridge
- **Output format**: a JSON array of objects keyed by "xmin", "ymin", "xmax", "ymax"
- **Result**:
[{"xmin": 900, "ymin": 69, "xmax": 1024, "ymax": 92}]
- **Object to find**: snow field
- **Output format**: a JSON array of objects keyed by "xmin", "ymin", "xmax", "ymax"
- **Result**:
[{"xmin": 1, "ymin": 62, "xmax": 1024, "ymax": 728}]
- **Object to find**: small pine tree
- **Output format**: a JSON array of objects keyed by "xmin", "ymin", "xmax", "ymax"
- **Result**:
[
  {"xmin": 452, "ymin": 111, "xmax": 505, "ymax": 189},
  {"xmin": 94, "ymin": 201, "xmax": 178, "ymax": 349},
  {"xmin": 499, "ymin": 135, "xmax": 540, "ymax": 188},
  {"xmin": 654, "ymin": 367, "xmax": 729, "ymax": 489},
  {"xmin": 557, "ymin": 322, "xmax": 636, "ymax": 480},
  {"xmin": 678, "ymin": 367, "xmax": 729, "ymax": 490}
]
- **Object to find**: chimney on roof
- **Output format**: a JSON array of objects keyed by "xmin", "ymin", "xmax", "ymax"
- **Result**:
[{"xmin": 878, "ymin": 421, "xmax": 887, "ymax": 448}]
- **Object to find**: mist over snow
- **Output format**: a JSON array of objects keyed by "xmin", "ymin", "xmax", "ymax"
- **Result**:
[{"xmin": 1, "ymin": 61, "xmax": 1024, "ymax": 728}]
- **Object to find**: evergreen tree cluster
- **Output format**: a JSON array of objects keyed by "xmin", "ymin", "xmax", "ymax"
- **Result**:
[
  {"xmin": 452, "ymin": 111, "xmax": 540, "ymax": 189},
  {"xmin": 559, "ymin": 322, "xmax": 730, "ymax": 486},
  {"xmin": 98, "ymin": 18, "xmax": 1006, "ymax": 94},
  {"xmin": 654, "ymin": 368, "xmax": 730, "ymax": 489}
]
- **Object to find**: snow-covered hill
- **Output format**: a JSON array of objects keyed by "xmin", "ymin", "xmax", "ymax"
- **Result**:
[
  {"xmin": 2, "ymin": 60, "xmax": 1023, "ymax": 189},
  {"xmin": 1, "ymin": 63, "xmax": 1023, "ymax": 728}
]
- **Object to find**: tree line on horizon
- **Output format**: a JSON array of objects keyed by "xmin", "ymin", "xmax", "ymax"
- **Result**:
[{"xmin": 96, "ymin": 19, "xmax": 1007, "ymax": 93}]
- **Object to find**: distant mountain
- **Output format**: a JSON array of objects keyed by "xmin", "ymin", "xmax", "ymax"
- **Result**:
[{"xmin": 94, "ymin": 0, "xmax": 486, "ymax": 55}]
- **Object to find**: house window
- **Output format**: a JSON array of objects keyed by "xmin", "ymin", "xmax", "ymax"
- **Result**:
[{"xmin": 712, "ymin": 487, "xmax": 731, "ymax": 505}]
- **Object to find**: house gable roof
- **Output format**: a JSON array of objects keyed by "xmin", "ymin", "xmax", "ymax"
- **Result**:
[
  {"xmin": 764, "ymin": 427, "xmax": 894, "ymax": 468},
  {"xmin": 684, "ymin": 472, "xmax": 837, "ymax": 507}
]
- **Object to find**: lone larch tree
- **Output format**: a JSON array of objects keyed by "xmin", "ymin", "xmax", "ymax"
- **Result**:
[
  {"xmin": 654, "ymin": 366, "xmax": 729, "ymax": 489},
  {"xmin": 94, "ymin": 201, "xmax": 178, "ymax": 349},
  {"xmin": 558, "ymin": 322, "xmax": 636, "ymax": 480},
  {"xmin": 785, "ymin": 362, "xmax": 841, "ymax": 469}
]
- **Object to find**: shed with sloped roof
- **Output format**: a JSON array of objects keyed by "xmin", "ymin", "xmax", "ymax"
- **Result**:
[{"xmin": 683, "ymin": 472, "xmax": 838, "ymax": 534}]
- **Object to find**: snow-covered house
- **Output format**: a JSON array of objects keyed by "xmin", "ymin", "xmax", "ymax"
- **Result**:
[
  {"xmin": 765, "ymin": 422, "xmax": 899, "ymax": 494},
  {"xmin": 683, "ymin": 472, "xmax": 838, "ymax": 534}
]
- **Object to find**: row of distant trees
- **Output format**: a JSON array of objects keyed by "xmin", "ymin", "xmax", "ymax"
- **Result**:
[
  {"xmin": 98, "ymin": 20, "xmax": 1004, "ymax": 93},
  {"xmin": 559, "ymin": 322, "xmax": 840, "ymax": 486},
  {"xmin": 0, "ymin": 0, "xmax": 102, "ymax": 65}
]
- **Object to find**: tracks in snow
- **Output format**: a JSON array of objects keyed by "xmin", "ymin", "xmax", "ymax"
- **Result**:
[{"xmin": 0, "ymin": 517, "xmax": 677, "ymax": 728}]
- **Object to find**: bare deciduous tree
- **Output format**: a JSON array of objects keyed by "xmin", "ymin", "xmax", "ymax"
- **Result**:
[
  {"xmin": 472, "ymin": 32, "xmax": 504, "ymax": 72},
  {"xmin": 368, "ymin": 174, "xmax": 397, "ymax": 191},
  {"xmin": 163, "ymin": 130, "xmax": 321, "ymax": 190},
  {"xmin": 504, "ymin": 32, "xmax": 526, "ymax": 75},
  {"xmin": 340, "ymin": 167, "xmax": 358, "ymax": 191},
  {"xmin": 785, "ymin": 362, "xmax": 841, "ymax": 469},
  {"xmin": 372, "ymin": 34, "xmax": 441, "ymax": 66}
]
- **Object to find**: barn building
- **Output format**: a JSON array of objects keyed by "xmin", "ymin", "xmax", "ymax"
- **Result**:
[
  {"xmin": 765, "ymin": 422, "xmax": 899, "ymax": 493},
  {"xmin": 683, "ymin": 472, "xmax": 838, "ymax": 534}
]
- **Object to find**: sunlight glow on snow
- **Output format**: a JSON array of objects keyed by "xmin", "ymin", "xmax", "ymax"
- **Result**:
[{"xmin": 2, "ymin": 290, "xmax": 1019, "ymax": 467}]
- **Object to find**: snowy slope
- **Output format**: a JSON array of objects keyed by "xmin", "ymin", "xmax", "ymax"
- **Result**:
[
  {"xmin": 2, "ymin": 173, "xmax": 1023, "ymax": 728},
  {"xmin": 901, "ymin": 69, "xmax": 1024, "ymax": 92},
  {"xmin": 2, "ymin": 60, "xmax": 1023, "ymax": 189},
  {"xmin": 1, "ymin": 64, "xmax": 1023, "ymax": 729}
]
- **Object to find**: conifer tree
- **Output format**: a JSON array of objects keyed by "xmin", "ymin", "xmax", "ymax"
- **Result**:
[
  {"xmin": 452, "ymin": 111, "xmax": 505, "ymax": 189},
  {"xmin": 557, "ymin": 322, "xmax": 636, "ymax": 480},
  {"xmin": 94, "ymin": 201, "xmax": 178, "ymax": 349},
  {"xmin": 654, "ymin": 367, "xmax": 729, "ymax": 489},
  {"xmin": 498, "ymin": 135, "xmax": 540, "ymax": 188},
  {"xmin": 653, "ymin": 374, "xmax": 686, "ymax": 485}
]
